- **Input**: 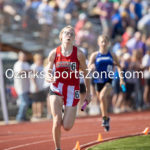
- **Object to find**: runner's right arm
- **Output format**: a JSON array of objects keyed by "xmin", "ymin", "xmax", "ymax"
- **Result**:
[{"xmin": 45, "ymin": 49, "xmax": 56, "ymax": 83}]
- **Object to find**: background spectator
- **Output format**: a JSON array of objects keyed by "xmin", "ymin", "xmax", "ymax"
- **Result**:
[
  {"xmin": 56, "ymin": 0, "xmax": 76, "ymax": 24},
  {"xmin": 13, "ymin": 52, "xmax": 30, "ymax": 122},
  {"xmin": 1, "ymin": 0, "xmax": 150, "ymax": 120},
  {"xmin": 30, "ymin": 54, "xmax": 46, "ymax": 121},
  {"xmin": 37, "ymin": 0, "xmax": 54, "ymax": 45},
  {"xmin": 142, "ymin": 49, "xmax": 150, "ymax": 108},
  {"xmin": 126, "ymin": 31, "xmax": 147, "ymax": 55},
  {"xmin": 93, "ymin": 0, "xmax": 114, "ymax": 37},
  {"xmin": 75, "ymin": 13, "xmax": 87, "ymax": 35},
  {"xmin": 138, "ymin": 8, "xmax": 150, "ymax": 37},
  {"xmin": 22, "ymin": 0, "xmax": 39, "ymax": 32}
]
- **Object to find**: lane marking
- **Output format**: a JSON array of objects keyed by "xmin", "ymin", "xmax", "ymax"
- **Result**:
[
  {"xmin": 2, "ymin": 112, "xmax": 150, "ymax": 150},
  {"xmin": 0, "ymin": 135, "xmax": 51, "ymax": 143},
  {"xmin": 4, "ymin": 139, "xmax": 52, "ymax": 150},
  {"xmin": 4, "ymin": 133, "xmax": 98, "ymax": 150}
]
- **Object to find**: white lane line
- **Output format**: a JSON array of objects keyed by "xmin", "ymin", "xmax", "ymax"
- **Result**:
[
  {"xmin": 4, "ymin": 133, "xmax": 97, "ymax": 150},
  {"xmin": 4, "ymin": 139, "xmax": 52, "ymax": 150},
  {"xmin": 0, "ymin": 135, "xmax": 51, "ymax": 143},
  {"xmin": 0, "ymin": 127, "xmax": 97, "ymax": 144}
]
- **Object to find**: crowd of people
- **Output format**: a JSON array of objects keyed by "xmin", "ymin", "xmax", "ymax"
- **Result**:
[
  {"xmin": 13, "ymin": 52, "xmax": 50, "ymax": 122},
  {"xmin": 0, "ymin": 0, "xmax": 150, "ymax": 123}
]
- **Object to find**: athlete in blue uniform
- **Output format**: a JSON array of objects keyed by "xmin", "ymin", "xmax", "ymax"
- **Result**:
[{"xmin": 88, "ymin": 35, "xmax": 125, "ymax": 131}]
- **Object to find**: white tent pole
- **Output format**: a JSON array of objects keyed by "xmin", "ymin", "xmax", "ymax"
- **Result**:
[{"xmin": 0, "ymin": 54, "xmax": 9, "ymax": 124}]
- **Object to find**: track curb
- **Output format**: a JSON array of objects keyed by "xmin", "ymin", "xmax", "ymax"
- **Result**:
[{"xmin": 73, "ymin": 132, "xmax": 150, "ymax": 150}]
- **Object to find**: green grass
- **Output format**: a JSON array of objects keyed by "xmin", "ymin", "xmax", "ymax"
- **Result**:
[{"xmin": 88, "ymin": 135, "xmax": 150, "ymax": 150}]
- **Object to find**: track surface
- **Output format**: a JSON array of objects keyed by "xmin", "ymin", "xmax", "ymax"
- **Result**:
[{"xmin": 0, "ymin": 111, "xmax": 150, "ymax": 150}]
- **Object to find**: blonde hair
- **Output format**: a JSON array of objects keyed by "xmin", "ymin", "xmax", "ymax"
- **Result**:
[
  {"xmin": 59, "ymin": 25, "xmax": 75, "ymax": 41},
  {"xmin": 98, "ymin": 35, "xmax": 109, "ymax": 42}
]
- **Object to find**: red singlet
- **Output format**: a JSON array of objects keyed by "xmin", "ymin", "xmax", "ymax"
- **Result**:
[{"xmin": 50, "ymin": 45, "xmax": 80, "ymax": 106}]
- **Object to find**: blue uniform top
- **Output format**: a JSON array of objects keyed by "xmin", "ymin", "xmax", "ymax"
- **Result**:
[{"xmin": 94, "ymin": 51, "xmax": 114, "ymax": 83}]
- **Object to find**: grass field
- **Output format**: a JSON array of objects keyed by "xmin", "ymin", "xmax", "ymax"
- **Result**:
[{"xmin": 88, "ymin": 135, "xmax": 150, "ymax": 150}]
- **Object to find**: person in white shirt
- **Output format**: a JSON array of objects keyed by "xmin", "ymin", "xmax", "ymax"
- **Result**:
[
  {"xmin": 30, "ymin": 54, "xmax": 46, "ymax": 121},
  {"xmin": 13, "ymin": 51, "xmax": 30, "ymax": 122}
]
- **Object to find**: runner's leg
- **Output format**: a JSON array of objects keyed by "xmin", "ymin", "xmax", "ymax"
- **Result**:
[
  {"xmin": 63, "ymin": 106, "xmax": 77, "ymax": 131},
  {"xmin": 49, "ymin": 95, "xmax": 63, "ymax": 149}
]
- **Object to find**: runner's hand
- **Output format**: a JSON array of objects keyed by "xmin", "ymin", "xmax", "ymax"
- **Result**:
[
  {"xmin": 84, "ymin": 93, "xmax": 92, "ymax": 104},
  {"xmin": 89, "ymin": 64, "xmax": 95, "ymax": 71},
  {"xmin": 45, "ymin": 73, "xmax": 55, "ymax": 83},
  {"xmin": 120, "ymin": 79, "xmax": 125, "ymax": 87}
]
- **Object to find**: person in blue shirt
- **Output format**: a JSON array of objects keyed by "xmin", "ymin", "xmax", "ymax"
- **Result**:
[
  {"xmin": 129, "ymin": 0, "xmax": 143, "ymax": 22},
  {"xmin": 111, "ymin": 9, "xmax": 123, "ymax": 38},
  {"xmin": 88, "ymin": 35, "xmax": 125, "ymax": 131}
]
